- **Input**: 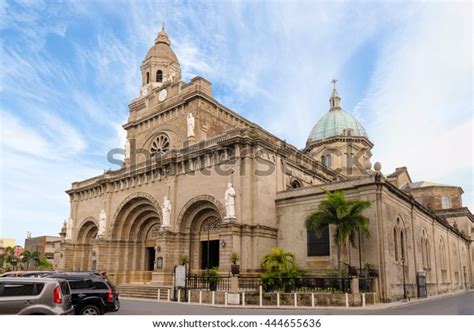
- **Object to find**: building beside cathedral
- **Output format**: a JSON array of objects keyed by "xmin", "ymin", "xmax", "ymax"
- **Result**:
[{"xmin": 56, "ymin": 27, "xmax": 473, "ymax": 302}]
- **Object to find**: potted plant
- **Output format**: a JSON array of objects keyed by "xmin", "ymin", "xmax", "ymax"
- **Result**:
[
  {"xmin": 229, "ymin": 251, "xmax": 240, "ymax": 275},
  {"xmin": 365, "ymin": 263, "xmax": 378, "ymax": 278},
  {"xmin": 348, "ymin": 265, "xmax": 358, "ymax": 277},
  {"xmin": 206, "ymin": 267, "xmax": 219, "ymax": 291},
  {"xmin": 179, "ymin": 255, "xmax": 189, "ymax": 266}
]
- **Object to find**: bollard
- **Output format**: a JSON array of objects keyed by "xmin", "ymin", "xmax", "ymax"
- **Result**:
[
  {"xmin": 157, "ymin": 288, "xmax": 161, "ymax": 301},
  {"xmin": 311, "ymin": 292, "xmax": 315, "ymax": 308},
  {"xmin": 242, "ymin": 292, "xmax": 246, "ymax": 307},
  {"xmin": 212, "ymin": 291, "xmax": 215, "ymax": 305},
  {"xmin": 199, "ymin": 290, "xmax": 202, "ymax": 304},
  {"xmin": 294, "ymin": 293, "xmax": 297, "ymax": 307},
  {"xmin": 225, "ymin": 292, "xmax": 228, "ymax": 306},
  {"xmin": 362, "ymin": 293, "xmax": 366, "ymax": 307},
  {"xmin": 277, "ymin": 292, "xmax": 280, "ymax": 307},
  {"xmin": 188, "ymin": 290, "xmax": 191, "ymax": 303},
  {"xmin": 167, "ymin": 289, "xmax": 170, "ymax": 302},
  {"xmin": 345, "ymin": 292, "xmax": 349, "ymax": 307},
  {"xmin": 259, "ymin": 286, "xmax": 263, "ymax": 307},
  {"xmin": 177, "ymin": 289, "xmax": 181, "ymax": 303}
]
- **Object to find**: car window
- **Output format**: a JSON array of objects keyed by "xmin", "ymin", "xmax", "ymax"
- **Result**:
[
  {"xmin": 93, "ymin": 281, "xmax": 108, "ymax": 289},
  {"xmin": 68, "ymin": 280, "xmax": 84, "ymax": 290},
  {"xmin": 0, "ymin": 283, "xmax": 44, "ymax": 297},
  {"xmin": 59, "ymin": 281, "xmax": 70, "ymax": 295},
  {"xmin": 84, "ymin": 279, "xmax": 95, "ymax": 289}
]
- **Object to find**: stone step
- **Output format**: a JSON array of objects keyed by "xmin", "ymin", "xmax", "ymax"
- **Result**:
[{"xmin": 116, "ymin": 284, "xmax": 171, "ymax": 300}]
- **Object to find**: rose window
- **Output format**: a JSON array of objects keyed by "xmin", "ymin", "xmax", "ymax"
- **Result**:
[{"xmin": 150, "ymin": 134, "xmax": 170, "ymax": 157}]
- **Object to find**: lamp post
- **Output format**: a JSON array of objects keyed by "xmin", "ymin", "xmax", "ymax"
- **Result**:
[
  {"xmin": 463, "ymin": 266, "xmax": 467, "ymax": 290},
  {"xmin": 203, "ymin": 217, "xmax": 220, "ymax": 270},
  {"xmin": 11, "ymin": 257, "xmax": 18, "ymax": 271},
  {"xmin": 358, "ymin": 229, "xmax": 362, "ymax": 277},
  {"xmin": 401, "ymin": 256, "xmax": 407, "ymax": 300}
]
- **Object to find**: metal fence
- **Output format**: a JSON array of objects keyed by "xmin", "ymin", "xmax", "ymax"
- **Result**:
[{"xmin": 185, "ymin": 274, "xmax": 375, "ymax": 293}]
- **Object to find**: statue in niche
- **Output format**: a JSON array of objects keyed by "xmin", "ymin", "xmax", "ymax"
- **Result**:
[{"xmin": 224, "ymin": 183, "xmax": 236, "ymax": 219}]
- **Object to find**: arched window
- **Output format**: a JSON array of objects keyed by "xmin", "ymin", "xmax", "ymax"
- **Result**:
[
  {"xmin": 421, "ymin": 229, "xmax": 431, "ymax": 270},
  {"xmin": 452, "ymin": 244, "xmax": 459, "ymax": 284},
  {"xmin": 440, "ymin": 237, "xmax": 447, "ymax": 282},
  {"xmin": 400, "ymin": 230, "xmax": 405, "ymax": 260},
  {"xmin": 393, "ymin": 228, "xmax": 398, "ymax": 262},
  {"xmin": 441, "ymin": 195, "xmax": 451, "ymax": 209},
  {"xmin": 146, "ymin": 72, "xmax": 150, "ymax": 84},
  {"xmin": 291, "ymin": 180, "xmax": 302, "ymax": 189},
  {"xmin": 156, "ymin": 70, "xmax": 163, "ymax": 83},
  {"xmin": 325, "ymin": 155, "xmax": 332, "ymax": 167},
  {"xmin": 307, "ymin": 225, "xmax": 330, "ymax": 257},
  {"xmin": 149, "ymin": 134, "xmax": 170, "ymax": 158}
]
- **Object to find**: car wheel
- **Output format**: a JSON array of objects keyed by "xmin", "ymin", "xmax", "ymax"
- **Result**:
[{"xmin": 80, "ymin": 305, "xmax": 101, "ymax": 315}]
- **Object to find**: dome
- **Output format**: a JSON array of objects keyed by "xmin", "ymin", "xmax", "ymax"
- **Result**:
[
  {"xmin": 307, "ymin": 83, "xmax": 368, "ymax": 143},
  {"xmin": 144, "ymin": 28, "xmax": 180, "ymax": 64},
  {"xmin": 307, "ymin": 109, "xmax": 367, "ymax": 142}
]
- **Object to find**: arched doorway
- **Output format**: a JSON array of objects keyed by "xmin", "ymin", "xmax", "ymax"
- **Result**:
[
  {"xmin": 178, "ymin": 196, "xmax": 224, "ymax": 272},
  {"xmin": 111, "ymin": 195, "xmax": 161, "ymax": 274},
  {"xmin": 199, "ymin": 216, "xmax": 221, "ymax": 269},
  {"xmin": 76, "ymin": 219, "xmax": 98, "ymax": 271}
]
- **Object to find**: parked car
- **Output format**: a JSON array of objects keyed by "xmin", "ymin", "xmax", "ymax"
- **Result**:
[
  {"xmin": 45, "ymin": 272, "xmax": 119, "ymax": 315},
  {"xmin": 0, "ymin": 277, "xmax": 74, "ymax": 315},
  {"xmin": 0, "ymin": 271, "xmax": 56, "ymax": 278}
]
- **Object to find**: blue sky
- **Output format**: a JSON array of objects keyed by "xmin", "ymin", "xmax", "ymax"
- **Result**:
[{"xmin": 0, "ymin": 0, "xmax": 472, "ymax": 245}]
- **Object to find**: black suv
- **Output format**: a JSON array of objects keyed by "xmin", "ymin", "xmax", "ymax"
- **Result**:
[{"xmin": 46, "ymin": 272, "xmax": 119, "ymax": 315}]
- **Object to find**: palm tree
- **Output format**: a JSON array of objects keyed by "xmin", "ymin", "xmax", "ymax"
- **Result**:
[
  {"xmin": 21, "ymin": 250, "xmax": 41, "ymax": 270},
  {"xmin": 261, "ymin": 247, "xmax": 297, "ymax": 274},
  {"xmin": 305, "ymin": 189, "xmax": 371, "ymax": 277},
  {"xmin": 260, "ymin": 247, "xmax": 301, "ymax": 292},
  {"xmin": 0, "ymin": 246, "xmax": 15, "ymax": 270}
]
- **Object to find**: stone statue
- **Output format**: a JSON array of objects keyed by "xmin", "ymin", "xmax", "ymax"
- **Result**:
[
  {"xmin": 168, "ymin": 68, "xmax": 176, "ymax": 84},
  {"xmin": 125, "ymin": 139, "xmax": 130, "ymax": 160},
  {"xmin": 65, "ymin": 217, "xmax": 74, "ymax": 240},
  {"xmin": 161, "ymin": 196, "xmax": 172, "ymax": 228},
  {"xmin": 98, "ymin": 209, "xmax": 107, "ymax": 239},
  {"xmin": 187, "ymin": 113, "xmax": 195, "ymax": 138},
  {"xmin": 26, "ymin": 231, "xmax": 32, "ymax": 239},
  {"xmin": 224, "ymin": 183, "xmax": 236, "ymax": 219}
]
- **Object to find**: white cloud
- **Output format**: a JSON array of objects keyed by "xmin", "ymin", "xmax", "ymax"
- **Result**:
[
  {"xmin": 361, "ymin": 2, "xmax": 472, "ymax": 208},
  {"xmin": 0, "ymin": 111, "xmax": 50, "ymax": 158}
]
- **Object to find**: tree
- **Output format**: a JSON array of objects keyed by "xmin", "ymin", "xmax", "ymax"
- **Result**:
[
  {"xmin": 305, "ymin": 189, "xmax": 371, "ymax": 277},
  {"xmin": 0, "ymin": 246, "xmax": 16, "ymax": 271},
  {"xmin": 260, "ymin": 247, "xmax": 302, "ymax": 292},
  {"xmin": 21, "ymin": 250, "xmax": 41, "ymax": 270}
]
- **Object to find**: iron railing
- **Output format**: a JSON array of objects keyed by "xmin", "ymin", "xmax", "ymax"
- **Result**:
[{"xmin": 185, "ymin": 274, "xmax": 376, "ymax": 293}]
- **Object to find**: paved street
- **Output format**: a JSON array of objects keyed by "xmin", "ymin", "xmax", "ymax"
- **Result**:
[{"xmin": 112, "ymin": 291, "xmax": 473, "ymax": 315}]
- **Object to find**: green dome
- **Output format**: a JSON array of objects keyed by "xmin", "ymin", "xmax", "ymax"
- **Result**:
[{"xmin": 307, "ymin": 109, "xmax": 368, "ymax": 143}]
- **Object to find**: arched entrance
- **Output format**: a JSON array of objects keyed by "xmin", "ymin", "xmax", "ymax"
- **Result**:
[
  {"xmin": 111, "ymin": 195, "xmax": 161, "ymax": 274},
  {"xmin": 199, "ymin": 216, "xmax": 221, "ymax": 269},
  {"xmin": 178, "ymin": 196, "xmax": 224, "ymax": 272},
  {"xmin": 76, "ymin": 218, "xmax": 98, "ymax": 271}
]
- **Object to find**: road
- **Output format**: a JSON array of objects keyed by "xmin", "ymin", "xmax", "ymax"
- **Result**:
[{"xmin": 112, "ymin": 291, "xmax": 473, "ymax": 315}]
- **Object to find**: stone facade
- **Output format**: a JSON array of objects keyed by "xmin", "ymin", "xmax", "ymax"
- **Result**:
[{"xmin": 56, "ymin": 28, "xmax": 472, "ymax": 302}]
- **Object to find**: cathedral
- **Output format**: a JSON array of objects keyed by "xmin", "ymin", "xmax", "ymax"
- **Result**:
[{"xmin": 56, "ymin": 27, "xmax": 473, "ymax": 302}]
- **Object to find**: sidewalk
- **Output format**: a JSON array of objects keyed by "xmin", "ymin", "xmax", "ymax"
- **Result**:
[{"xmin": 120, "ymin": 289, "xmax": 473, "ymax": 311}]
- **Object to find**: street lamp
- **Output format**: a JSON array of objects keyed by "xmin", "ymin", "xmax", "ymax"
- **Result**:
[
  {"xmin": 463, "ymin": 266, "xmax": 467, "ymax": 290},
  {"xmin": 203, "ymin": 217, "xmax": 220, "ymax": 270},
  {"xmin": 11, "ymin": 258, "xmax": 17, "ymax": 271},
  {"xmin": 401, "ymin": 256, "xmax": 407, "ymax": 300}
]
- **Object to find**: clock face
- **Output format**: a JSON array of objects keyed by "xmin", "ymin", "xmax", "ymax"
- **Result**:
[{"xmin": 158, "ymin": 88, "xmax": 168, "ymax": 102}]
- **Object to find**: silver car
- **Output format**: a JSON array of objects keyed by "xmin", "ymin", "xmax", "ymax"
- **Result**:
[{"xmin": 0, "ymin": 277, "xmax": 74, "ymax": 315}]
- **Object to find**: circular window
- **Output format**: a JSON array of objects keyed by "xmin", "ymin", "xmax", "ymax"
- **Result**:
[{"xmin": 150, "ymin": 134, "xmax": 170, "ymax": 157}]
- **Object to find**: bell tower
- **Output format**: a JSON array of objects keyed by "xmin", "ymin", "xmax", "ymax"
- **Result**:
[{"xmin": 140, "ymin": 24, "xmax": 182, "ymax": 96}]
